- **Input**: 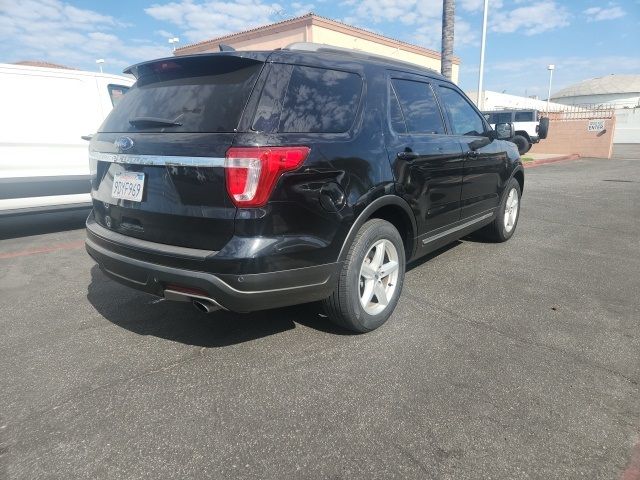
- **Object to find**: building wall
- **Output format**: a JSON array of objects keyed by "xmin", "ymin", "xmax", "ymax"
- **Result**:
[
  {"xmin": 181, "ymin": 26, "xmax": 308, "ymax": 54},
  {"xmin": 468, "ymin": 90, "xmax": 569, "ymax": 111},
  {"xmin": 529, "ymin": 118, "xmax": 616, "ymax": 159},
  {"xmin": 614, "ymin": 108, "xmax": 640, "ymax": 143},
  {"xmin": 311, "ymin": 25, "xmax": 459, "ymax": 83}
]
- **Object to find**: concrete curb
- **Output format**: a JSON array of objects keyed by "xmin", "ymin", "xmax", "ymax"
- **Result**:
[{"xmin": 523, "ymin": 154, "xmax": 581, "ymax": 168}]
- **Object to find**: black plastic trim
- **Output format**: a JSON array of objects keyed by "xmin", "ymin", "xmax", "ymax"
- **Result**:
[{"xmin": 85, "ymin": 237, "xmax": 340, "ymax": 312}]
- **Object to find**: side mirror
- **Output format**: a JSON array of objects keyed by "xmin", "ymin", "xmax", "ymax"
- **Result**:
[{"xmin": 494, "ymin": 122, "xmax": 513, "ymax": 140}]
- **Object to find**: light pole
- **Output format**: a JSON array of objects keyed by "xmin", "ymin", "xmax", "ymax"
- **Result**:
[
  {"xmin": 546, "ymin": 64, "xmax": 555, "ymax": 113},
  {"xmin": 168, "ymin": 37, "xmax": 180, "ymax": 53},
  {"xmin": 476, "ymin": 0, "xmax": 489, "ymax": 109},
  {"xmin": 96, "ymin": 58, "xmax": 104, "ymax": 73}
]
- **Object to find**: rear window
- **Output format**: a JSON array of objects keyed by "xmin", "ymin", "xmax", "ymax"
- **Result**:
[
  {"xmin": 100, "ymin": 56, "xmax": 263, "ymax": 133},
  {"xmin": 278, "ymin": 66, "xmax": 362, "ymax": 133},
  {"xmin": 107, "ymin": 84, "xmax": 129, "ymax": 107}
]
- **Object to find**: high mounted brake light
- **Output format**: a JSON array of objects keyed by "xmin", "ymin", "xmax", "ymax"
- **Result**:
[{"xmin": 225, "ymin": 146, "xmax": 310, "ymax": 207}]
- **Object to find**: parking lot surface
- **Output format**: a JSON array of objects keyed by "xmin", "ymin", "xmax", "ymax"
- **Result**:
[{"xmin": 1, "ymin": 154, "xmax": 639, "ymax": 479}]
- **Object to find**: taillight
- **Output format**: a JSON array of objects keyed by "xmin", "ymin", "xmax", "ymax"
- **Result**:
[{"xmin": 225, "ymin": 146, "xmax": 310, "ymax": 207}]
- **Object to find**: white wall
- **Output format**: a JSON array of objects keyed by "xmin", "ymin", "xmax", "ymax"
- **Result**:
[
  {"xmin": 467, "ymin": 90, "xmax": 569, "ymax": 112},
  {"xmin": 614, "ymin": 108, "xmax": 640, "ymax": 143}
]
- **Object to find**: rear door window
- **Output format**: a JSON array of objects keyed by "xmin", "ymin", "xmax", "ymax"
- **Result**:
[
  {"xmin": 515, "ymin": 111, "xmax": 534, "ymax": 122},
  {"xmin": 391, "ymin": 79, "xmax": 444, "ymax": 134},
  {"xmin": 100, "ymin": 56, "xmax": 263, "ymax": 133},
  {"xmin": 487, "ymin": 112, "xmax": 512, "ymax": 124},
  {"xmin": 278, "ymin": 66, "xmax": 362, "ymax": 133}
]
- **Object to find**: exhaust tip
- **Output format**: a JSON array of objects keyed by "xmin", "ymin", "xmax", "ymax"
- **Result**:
[{"xmin": 192, "ymin": 299, "xmax": 219, "ymax": 314}]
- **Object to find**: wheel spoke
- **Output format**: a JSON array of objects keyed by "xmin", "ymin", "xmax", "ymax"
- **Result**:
[
  {"xmin": 361, "ymin": 280, "xmax": 375, "ymax": 306},
  {"xmin": 371, "ymin": 242, "xmax": 385, "ymax": 269},
  {"xmin": 361, "ymin": 264, "xmax": 376, "ymax": 280},
  {"xmin": 379, "ymin": 260, "xmax": 398, "ymax": 279},
  {"xmin": 373, "ymin": 281, "xmax": 388, "ymax": 306}
]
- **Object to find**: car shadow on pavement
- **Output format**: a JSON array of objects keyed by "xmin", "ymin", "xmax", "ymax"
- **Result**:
[
  {"xmin": 86, "ymin": 266, "xmax": 352, "ymax": 348},
  {"xmin": 406, "ymin": 240, "xmax": 462, "ymax": 272}
]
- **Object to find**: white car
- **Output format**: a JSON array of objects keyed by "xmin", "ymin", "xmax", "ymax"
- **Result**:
[
  {"xmin": 0, "ymin": 63, "xmax": 133, "ymax": 216},
  {"xmin": 484, "ymin": 109, "xmax": 549, "ymax": 155}
]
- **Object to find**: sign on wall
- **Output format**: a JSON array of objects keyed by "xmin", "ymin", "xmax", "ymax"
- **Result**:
[{"xmin": 588, "ymin": 119, "xmax": 605, "ymax": 131}]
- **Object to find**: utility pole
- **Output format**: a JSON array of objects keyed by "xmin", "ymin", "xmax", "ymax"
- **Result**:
[
  {"xmin": 441, "ymin": 0, "xmax": 455, "ymax": 80},
  {"xmin": 476, "ymin": 0, "xmax": 489, "ymax": 109}
]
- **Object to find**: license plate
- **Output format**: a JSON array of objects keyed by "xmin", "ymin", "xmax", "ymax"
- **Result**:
[{"xmin": 112, "ymin": 172, "xmax": 145, "ymax": 202}]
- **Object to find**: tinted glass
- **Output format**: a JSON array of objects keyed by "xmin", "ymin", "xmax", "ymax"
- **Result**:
[
  {"xmin": 438, "ymin": 87, "xmax": 485, "ymax": 136},
  {"xmin": 100, "ymin": 57, "xmax": 262, "ymax": 133},
  {"xmin": 252, "ymin": 64, "xmax": 293, "ymax": 132},
  {"xmin": 391, "ymin": 79, "xmax": 444, "ymax": 134},
  {"xmin": 515, "ymin": 111, "xmax": 534, "ymax": 122},
  {"xmin": 389, "ymin": 84, "xmax": 407, "ymax": 133},
  {"xmin": 488, "ymin": 112, "xmax": 512, "ymax": 123},
  {"xmin": 278, "ymin": 66, "xmax": 362, "ymax": 133},
  {"xmin": 107, "ymin": 84, "xmax": 129, "ymax": 107}
]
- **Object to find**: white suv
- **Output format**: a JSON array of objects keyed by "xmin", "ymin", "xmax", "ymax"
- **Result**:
[{"xmin": 484, "ymin": 109, "xmax": 549, "ymax": 155}]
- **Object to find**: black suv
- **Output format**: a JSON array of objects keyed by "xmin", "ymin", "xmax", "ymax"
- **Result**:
[{"xmin": 85, "ymin": 43, "xmax": 523, "ymax": 333}]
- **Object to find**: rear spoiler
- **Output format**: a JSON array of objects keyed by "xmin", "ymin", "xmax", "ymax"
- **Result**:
[{"xmin": 123, "ymin": 52, "xmax": 270, "ymax": 79}]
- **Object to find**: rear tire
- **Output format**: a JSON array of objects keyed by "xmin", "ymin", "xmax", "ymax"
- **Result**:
[
  {"xmin": 482, "ymin": 177, "xmax": 521, "ymax": 242},
  {"xmin": 323, "ymin": 219, "xmax": 405, "ymax": 333},
  {"xmin": 512, "ymin": 135, "xmax": 530, "ymax": 155}
]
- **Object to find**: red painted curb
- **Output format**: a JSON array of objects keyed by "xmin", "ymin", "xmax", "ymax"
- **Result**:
[
  {"xmin": 523, "ymin": 154, "xmax": 581, "ymax": 168},
  {"xmin": 0, "ymin": 240, "xmax": 85, "ymax": 260}
]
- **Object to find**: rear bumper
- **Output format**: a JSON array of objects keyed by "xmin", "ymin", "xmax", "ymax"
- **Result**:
[{"xmin": 86, "ymin": 218, "xmax": 340, "ymax": 312}]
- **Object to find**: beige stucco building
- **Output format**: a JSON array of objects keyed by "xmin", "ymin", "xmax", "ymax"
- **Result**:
[{"xmin": 175, "ymin": 13, "xmax": 460, "ymax": 83}]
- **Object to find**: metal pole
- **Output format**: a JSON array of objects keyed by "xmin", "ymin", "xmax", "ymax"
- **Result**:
[
  {"xmin": 546, "ymin": 67, "xmax": 554, "ymax": 113},
  {"xmin": 476, "ymin": 0, "xmax": 489, "ymax": 109}
]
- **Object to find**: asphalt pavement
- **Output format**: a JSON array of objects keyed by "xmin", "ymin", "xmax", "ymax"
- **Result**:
[{"xmin": 1, "ymin": 153, "xmax": 639, "ymax": 479}]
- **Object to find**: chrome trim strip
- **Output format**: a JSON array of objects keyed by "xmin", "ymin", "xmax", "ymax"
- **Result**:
[
  {"xmin": 422, "ymin": 211, "xmax": 494, "ymax": 245},
  {"xmin": 89, "ymin": 151, "xmax": 225, "ymax": 168}
]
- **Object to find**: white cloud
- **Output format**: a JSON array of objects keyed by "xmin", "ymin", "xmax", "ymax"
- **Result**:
[
  {"xmin": 145, "ymin": 0, "xmax": 284, "ymax": 43},
  {"xmin": 490, "ymin": 1, "xmax": 570, "ymax": 35},
  {"xmin": 290, "ymin": 2, "xmax": 314, "ymax": 16},
  {"xmin": 0, "ymin": 0, "xmax": 168, "ymax": 72},
  {"xmin": 583, "ymin": 5, "xmax": 626, "ymax": 21}
]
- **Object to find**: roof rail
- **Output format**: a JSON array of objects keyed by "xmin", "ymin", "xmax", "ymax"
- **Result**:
[{"xmin": 284, "ymin": 42, "xmax": 440, "ymax": 74}]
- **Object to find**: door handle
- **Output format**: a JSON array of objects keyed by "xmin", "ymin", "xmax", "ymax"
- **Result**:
[
  {"xmin": 466, "ymin": 150, "xmax": 480, "ymax": 159},
  {"xmin": 397, "ymin": 151, "xmax": 419, "ymax": 160}
]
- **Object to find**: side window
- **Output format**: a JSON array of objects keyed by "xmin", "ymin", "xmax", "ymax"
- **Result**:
[
  {"xmin": 107, "ymin": 84, "xmax": 129, "ymax": 107},
  {"xmin": 495, "ymin": 112, "xmax": 512, "ymax": 123},
  {"xmin": 515, "ymin": 111, "xmax": 534, "ymax": 122},
  {"xmin": 391, "ymin": 79, "xmax": 444, "ymax": 134},
  {"xmin": 389, "ymin": 84, "xmax": 407, "ymax": 133},
  {"xmin": 252, "ymin": 64, "xmax": 294, "ymax": 132},
  {"xmin": 278, "ymin": 66, "xmax": 362, "ymax": 133},
  {"xmin": 438, "ymin": 86, "xmax": 485, "ymax": 136}
]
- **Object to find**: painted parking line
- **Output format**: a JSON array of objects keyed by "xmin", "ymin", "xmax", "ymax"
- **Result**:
[{"xmin": 0, "ymin": 240, "xmax": 85, "ymax": 259}]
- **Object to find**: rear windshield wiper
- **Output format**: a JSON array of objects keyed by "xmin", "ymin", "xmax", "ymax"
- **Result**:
[{"xmin": 129, "ymin": 116, "xmax": 183, "ymax": 128}]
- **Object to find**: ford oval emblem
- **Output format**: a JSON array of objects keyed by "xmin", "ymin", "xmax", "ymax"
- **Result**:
[{"xmin": 114, "ymin": 136, "xmax": 134, "ymax": 152}]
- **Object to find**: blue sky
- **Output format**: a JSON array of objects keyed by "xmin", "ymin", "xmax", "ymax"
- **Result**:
[{"xmin": 1, "ymin": 0, "xmax": 638, "ymax": 97}]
